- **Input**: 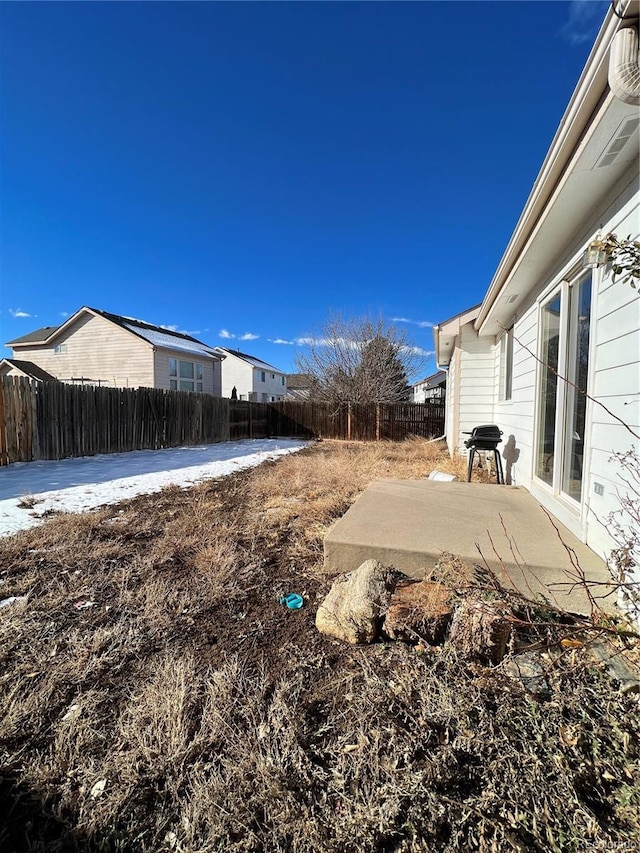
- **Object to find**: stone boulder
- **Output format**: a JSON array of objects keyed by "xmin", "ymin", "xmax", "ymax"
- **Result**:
[
  {"xmin": 500, "ymin": 652, "xmax": 551, "ymax": 696},
  {"xmin": 316, "ymin": 560, "xmax": 400, "ymax": 644},
  {"xmin": 448, "ymin": 598, "xmax": 513, "ymax": 663},
  {"xmin": 383, "ymin": 581, "xmax": 453, "ymax": 644}
]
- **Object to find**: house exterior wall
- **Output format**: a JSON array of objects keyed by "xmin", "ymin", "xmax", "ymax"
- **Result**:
[
  {"xmin": 220, "ymin": 353, "xmax": 254, "ymax": 399},
  {"xmin": 10, "ymin": 313, "xmax": 154, "ymax": 388},
  {"xmin": 413, "ymin": 380, "xmax": 445, "ymax": 403},
  {"xmin": 254, "ymin": 368, "xmax": 287, "ymax": 402},
  {"xmin": 220, "ymin": 352, "xmax": 286, "ymax": 401},
  {"xmin": 444, "ymin": 350, "xmax": 458, "ymax": 456},
  {"xmin": 153, "ymin": 348, "xmax": 221, "ymax": 395},
  {"xmin": 493, "ymin": 304, "xmax": 538, "ymax": 489},
  {"xmin": 487, "ymin": 173, "xmax": 639, "ymax": 561},
  {"xmin": 584, "ymin": 187, "xmax": 639, "ymax": 563},
  {"xmin": 448, "ymin": 322, "xmax": 494, "ymax": 455}
]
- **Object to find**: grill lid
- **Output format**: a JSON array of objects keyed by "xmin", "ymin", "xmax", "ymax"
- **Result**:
[
  {"xmin": 469, "ymin": 424, "xmax": 502, "ymax": 440},
  {"xmin": 463, "ymin": 424, "xmax": 503, "ymax": 449}
]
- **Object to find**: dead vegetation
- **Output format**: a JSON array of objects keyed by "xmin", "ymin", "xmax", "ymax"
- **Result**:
[{"xmin": 0, "ymin": 439, "xmax": 638, "ymax": 853}]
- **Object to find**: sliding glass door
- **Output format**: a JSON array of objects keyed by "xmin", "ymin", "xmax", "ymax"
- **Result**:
[{"xmin": 535, "ymin": 272, "xmax": 592, "ymax": 505}]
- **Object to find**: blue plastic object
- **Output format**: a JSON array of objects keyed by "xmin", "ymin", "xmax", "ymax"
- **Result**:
[{"xmin": 280, "ymin": 593, "xmax": 304, "ymax": 609}]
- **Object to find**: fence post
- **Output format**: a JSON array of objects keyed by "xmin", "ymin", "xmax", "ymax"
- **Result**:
[{"xmin": 30, "ymin": 379, "xmax": 39, "ymax": 460}]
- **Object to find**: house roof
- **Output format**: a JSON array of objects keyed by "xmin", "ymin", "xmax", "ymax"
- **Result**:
[
  {"xmin": 8, "ymin": 307, "xmax": 224, "ymax": 361},
  {"xmin": 215, "ymin": 347, "xmax": 283, "ymax": 373},
  {"xmin": 413, "ymin": 370, "xmax": 446, "ymax": 389},
  {"xmin": 6, "ymin": 326, "xmax": 60, "ymax": 345},
  {"xmin": 475, "ymin": 2, "xmax": 640, "ymax": 337},
  {"xmin": 433, "ymin": 304, "xmax": 482, "ymax": 368},
  {"xmin": 287, "ymin": 373, "xmax": 314, "ymax": 389},
  {"xmin": 0, "ymin": 359, "xmax": 58, "ymax": 381},
  {"xmin": 87, "ymin": 308, "xmax": 223, "ymax": 359}
]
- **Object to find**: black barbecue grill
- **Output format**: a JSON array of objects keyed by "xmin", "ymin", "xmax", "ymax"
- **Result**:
[{"xmin": 463, "ymin": 424, "xmax": 504, "ymax": 484}]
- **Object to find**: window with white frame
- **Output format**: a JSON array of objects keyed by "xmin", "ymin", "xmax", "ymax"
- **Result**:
[
  {"xmin": 499, "ymin": 327, "xmax": 514, "ymax": 401},
  {"xmin": 169, "ymin": 357, "xmax": 204, "ymax": 392},
  {"xmin": 281, "ymin": 376, "xmax": 285, "ymax": 385},
  {"xmin": 258, "ymin": 370, "xmax": 266, "ymax": 382},
  {"xmin": 54, "ymin": 343, "xmax": 67, "ymax": 354}
]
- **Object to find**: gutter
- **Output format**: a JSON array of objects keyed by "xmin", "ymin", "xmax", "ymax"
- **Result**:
[{"xmin": 609, "ymin": 17, "xmax": 640, "ymax": 105}]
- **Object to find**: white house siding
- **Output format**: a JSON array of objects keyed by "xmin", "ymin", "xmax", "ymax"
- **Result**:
[
  {"xmin": 444, "ymin": 349, "xmax": 458, "ymax": 456},
  {"xmin": 585, "ymin": 199, "xmax": 639, "ymax": 564},
  {"xmin": 483, "ymin": 177, "xmax": 639, "ymax": 558},
  {"xmin": 11, "ymin": 313, "xmax": 154, "ymax": 388},
  {"xmin": 453, "ymin": 322, "xmax": 494, "ymax": 453},
  {"xmin": 219, "ymin": 354, "xmax": 254, "ymax": 399},
  {"xmin": 492, "ymin": 304, "xmax": 538, "ymax": 488},
  {"xmin": 219, "ymin": 352, "xmax": 286, "ymax": 401},
  {"xmin": 254, "ymin": 369, "xmax": 287, "ymax": 402},
  {"xmin": 153, "ymin": 348, "xmax": 221, "ymax": 395}
]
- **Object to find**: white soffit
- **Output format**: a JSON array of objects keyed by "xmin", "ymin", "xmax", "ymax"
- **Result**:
[
  {"xmin": 434, "ymin": 305, "xmax": 481, "ymax": 366},
  {"xmin": 478, "ymin": 94, "xmax": 639, "ymax": 337}
]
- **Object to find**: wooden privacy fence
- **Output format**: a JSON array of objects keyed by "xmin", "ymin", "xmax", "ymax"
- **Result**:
[
  {"xmin": 0, "ymin": 377, "xmax": 445, "ymax": 465},
  {"xmin": 267, "ymin": 401, "xmax": 445, "ymax": 442},
  {"xmin": 0, "ymin": 378, "xmax": 231, "ymax": 465}
]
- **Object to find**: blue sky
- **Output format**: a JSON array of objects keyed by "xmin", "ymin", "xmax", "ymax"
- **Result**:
[{"xmin": 0, "ymin": 0, "xmax": 607, "ymax": 380}]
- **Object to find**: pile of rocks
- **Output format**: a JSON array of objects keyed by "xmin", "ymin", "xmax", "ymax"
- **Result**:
[{"xmin": 316, "ymin": 559, "xmax": 512, "ymax": 663}]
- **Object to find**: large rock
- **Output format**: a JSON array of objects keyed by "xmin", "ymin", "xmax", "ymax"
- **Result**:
[
  {"xmin": 448, "ymin": 598, "xmax": 513, "ymax": 663},
  {"xmin": 383, "ymin": 581, "xmax": 453, "ymax": 644},
  {"xmin": 500, "ymin": 652, "xmax": 551, "ymax": 696},
  {"xmin": 316, "ymin": 560, "xmax": 400, "ymax": 644}
]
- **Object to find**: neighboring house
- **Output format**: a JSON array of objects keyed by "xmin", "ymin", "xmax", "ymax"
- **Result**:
[
  {"xmin": 286, "ymin": 373, "xmax": 315, "ymax": 401},
  {"xmin": 6, "ymin": 307, "xmax": 224, "ymax": 394},
  {"xmin": 215, "ymin": 348, "xmax": 287, "ymax": 402},
  {"xmin": 433, "ymin": 3, "xmax": 639, "ymax": 570},
  {"xmin": 412, "ymin": 370, "xmax": 447, "ymax": 404},
  {"xmin": 0, "ymin": 359, "xmax": 58, "ymax": 382}
]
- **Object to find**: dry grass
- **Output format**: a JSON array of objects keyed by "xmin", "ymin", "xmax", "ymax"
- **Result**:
[
  {"xmin": 0, "ymin": 439, "xmax": 638, "ymax": 853},
  {"xmin": 246, "ymin": 438, "xmax": 469, "ymax": 567}
]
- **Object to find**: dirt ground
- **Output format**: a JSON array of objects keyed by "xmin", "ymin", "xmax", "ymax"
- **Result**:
[{"xmin": 0, "ymin": 439, "xmax": 638, "ymax": 853}]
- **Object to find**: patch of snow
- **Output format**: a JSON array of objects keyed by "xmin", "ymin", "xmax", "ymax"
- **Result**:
[{"xmin": 0, "ymin": 439, "xmax": 308, "ymax": 538}]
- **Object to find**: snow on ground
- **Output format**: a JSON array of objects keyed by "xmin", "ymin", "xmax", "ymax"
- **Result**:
[{"xmin": 0, "ymin": 439, "xmax": 309, "ymax": 538}]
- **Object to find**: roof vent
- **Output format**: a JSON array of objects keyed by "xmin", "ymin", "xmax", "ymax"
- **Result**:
[
  {"xmin": 609, "ymin": 24, "xmax": 640, "ymax": 106},
  {"xmin": 595, "ymin": 115, "xmax": 640, "ymax": 168}
]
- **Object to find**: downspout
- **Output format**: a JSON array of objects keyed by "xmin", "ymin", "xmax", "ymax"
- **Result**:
[{"xmin": 609, "ymin": 18, "xmax": 640, "ymax": 105}]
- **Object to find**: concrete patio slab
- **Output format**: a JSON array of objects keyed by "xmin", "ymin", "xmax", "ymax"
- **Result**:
[{"xmin": 323, "ymin": 480, "xmax": 616, "ymax": 616}]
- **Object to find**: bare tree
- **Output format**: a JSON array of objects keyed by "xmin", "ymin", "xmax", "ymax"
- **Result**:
[{"xmin": 294, "ymin": 313, "xmax": 426, "ymax": 404}]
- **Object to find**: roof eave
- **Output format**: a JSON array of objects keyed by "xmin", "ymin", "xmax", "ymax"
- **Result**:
[
  {"xmin": 434, "ymin": 304, "xmax": 482, "ymax": 367},
  {"xmin": 475, "ymin": 3, "xmax": 623, "ymax": 335},
  {"xmin": 9, "ymin": 307, "xmax": 113, "ymax": 347}
]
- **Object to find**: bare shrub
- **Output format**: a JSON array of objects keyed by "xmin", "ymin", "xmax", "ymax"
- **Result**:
[
  {"xmin": 17, "ymin": 494, "xmax": 41, "ymax": 509},
  {"xmin": 606, "ymin": 447, "xmax": 640, "ymax": 627}
]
